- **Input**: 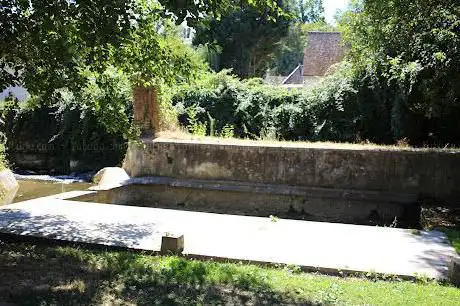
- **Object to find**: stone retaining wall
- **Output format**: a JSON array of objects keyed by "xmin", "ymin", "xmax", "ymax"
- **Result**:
[{"xmin": 123, "ymin": 138, "xmax": 460, "ymax": 204}]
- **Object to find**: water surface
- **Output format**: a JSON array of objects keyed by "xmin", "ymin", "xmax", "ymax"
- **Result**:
[{"xmin": 14, "ymin": 179, "xmax": 92, "ymax": 203}]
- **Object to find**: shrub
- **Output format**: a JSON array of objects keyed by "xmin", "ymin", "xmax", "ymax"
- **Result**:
[
  {"xmin": 171, "ymin": 64, "xmax": 360, "ymax": 142},
  {"xmin": 0, "ymin": 68, "xmax": 131, "ymax": 173},
  {"xmin": 171, "ymin": 56, "xmax": 460, "ymax": 147}
]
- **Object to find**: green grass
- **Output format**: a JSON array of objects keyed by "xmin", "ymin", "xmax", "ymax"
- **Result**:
[
  {"xmin": 155, "ymin": 131, "xmax": 460, "ymax": 152},
  {"xmin": 441, "ymin": 228, "xmax": 460, "ymax": 253},
  {"xmin": 0, "ymin": 241, "xmax": 459, "ymax": 305}
]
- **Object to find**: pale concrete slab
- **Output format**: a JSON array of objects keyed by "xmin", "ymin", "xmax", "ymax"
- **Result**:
[{"xmin": 0, "ymin": 198, "xmax": 457, "ymax": 280}]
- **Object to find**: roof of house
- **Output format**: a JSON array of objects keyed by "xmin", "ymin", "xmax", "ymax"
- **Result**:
[{"xmin": 303, "ymin": 32, "xmax": 346, "ymax": 76}]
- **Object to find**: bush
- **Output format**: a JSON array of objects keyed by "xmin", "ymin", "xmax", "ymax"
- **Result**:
[
  {"xmin": 0, "ymin": 69, "xmax": 131, "ymax": 173},
  {"xmin": 171, "ymin": 57, "xmax": 460, "ymax": 147},
  {"xmin": 1, "ymin": 102, "xmax": 127, "ymax": 173},
  {"xmin": 339, "ymin": 0, "xmax": 460, "ymax": 146},
  {"xmin": 171, "ymin": 65, "xmax": 360, "ymax": 142}
]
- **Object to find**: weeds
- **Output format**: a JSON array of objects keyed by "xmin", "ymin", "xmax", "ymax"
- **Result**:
[
  {"xmin": 186, "ymin": 105, "xmax": 207, "ymax": 137},
  {"xmin": 315, "ymin": 283, "xmax": 343, "ymax": 305},
  {"xmin": 219, "ymin": 124, "xmax": 234, "ymax": 138}
]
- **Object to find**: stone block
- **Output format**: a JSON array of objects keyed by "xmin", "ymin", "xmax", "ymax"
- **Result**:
[
  {"xmin": 161, "ymin": 233, "xmax": 184, "ymax": 254},
  {"xmin": 133, "ymin": 87, "xmax": 160, "ymax": 137},
  {"xmin": 449, "ymin": 257, "xmax": 460, "ymax": 287}
]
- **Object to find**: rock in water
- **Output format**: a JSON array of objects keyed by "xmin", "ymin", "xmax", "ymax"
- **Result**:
[{"xmin": 92, "ymin": 167, "xmax": 130, "ymax": 190}]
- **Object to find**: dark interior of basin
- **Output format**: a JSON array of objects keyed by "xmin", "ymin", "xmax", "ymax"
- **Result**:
[{"xmin": 70, "ymin": 183, "xmax": 421, "ymax": 227}]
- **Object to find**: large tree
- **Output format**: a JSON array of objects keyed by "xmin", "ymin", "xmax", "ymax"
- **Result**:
[
  {"xmin": 193, "ymin": 0, "xmax": 328, "ymax": 78},
  {"xmin": 291, "ymin": 0, "xmax": 325, "ymax": 23},
  {"xmin": 340, "ymin": 0, "xmax": 460, "ymax": 143},
  {"xmin": 0, "ymin": 0, "xmax": 283, "ymax": 93},
  {"xmin": 0, "ymin": 0, "xmax": 283, "ymax": 138},
  {"xmin": 193, "ymin": 1, "xmax": 293, "ymax": 78}
]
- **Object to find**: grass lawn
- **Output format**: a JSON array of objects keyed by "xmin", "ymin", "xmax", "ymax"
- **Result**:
[
  {"xmin": 441, "ymin": 228, "xmax": 460, "ymax": 254},
  {"xmin": 0, "ymin": 241, "xmax": 459, "ymax": 305}
]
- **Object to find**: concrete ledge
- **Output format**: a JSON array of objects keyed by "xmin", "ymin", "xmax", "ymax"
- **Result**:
[{"xmin": 128, "ymin": 176, "xmax": 417, "ymax": 204}]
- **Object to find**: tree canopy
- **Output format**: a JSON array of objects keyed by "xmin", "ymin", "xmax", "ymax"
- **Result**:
[
  {"xmin": 340, "ymin": 0, "xmax": 460, "ymax": 143},
  {"xmin": 0, "ymin": 0, "xmax": 283, "ymax": 93},
  {"xmin": 193, "ymin": 0, "xmax": 327, "ymax": 78},
  {"xmin": 290, "ymin": 0, "xmax": 325, "ymax": 23},
  {"xmin": 193, "ymin": 3, "xmax": 292, "ymax": 78}
]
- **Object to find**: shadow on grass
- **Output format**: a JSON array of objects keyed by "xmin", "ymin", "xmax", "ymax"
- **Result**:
[{"xmin": 0, "ymin": 241, "xmax": 314, "ymax": 305}]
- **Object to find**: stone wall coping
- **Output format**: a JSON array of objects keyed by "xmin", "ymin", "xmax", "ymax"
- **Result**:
[
  {"xmin": 307, "ymin": 31, "xmax": 342, "ymax": 34},
  {"xmin": 148, "ymin": 137, "xmax": 460, "ymax": 154}
]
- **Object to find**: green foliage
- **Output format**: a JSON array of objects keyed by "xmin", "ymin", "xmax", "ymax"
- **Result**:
[
  {"xmin": 194, "ymin": 0, "xmax": 330, "ymax": 78},
  {"xmin": 73, "ymin": 67, "xmax": 135, "ymax": 139},
  {"xmin": 220, "ymin": 124, "xmax": 235, "ymax": 138},
  {"xmin": 193, "ymin": 4, "xmax": 292, "ymax": 78},
  {"xmin": 0, "ymin": 0, "xmax": 283, "ymax": 91},
  {"xmin": 172, "ymin": 66, "xmax": 359, "ymax": 142},
  {"xmin": 1, "ymin": 87, "xmax": 128, "ymax": 173},
  {"xmin": 0, "ymin": 95, "xmax": 20, "ymax": 170},
  {"xmin": 3, "ymin": 242, "xmax": 460, "ymax": 305},
  {"xmin": 114, "ymin": 17, "xmax": 208, "ymax": 87},
  {"xmin": 158, "ymin": 0, "xmax": 284, "ymax": 25},
  {"xmin": 1, "ymin": 0, "xmax": 133, "ymax": 91},
  {"xmin": 182, "ymin": 0, "xmax": 458, "ymax": 146},
  {"xmin": 440, "ymin": 228, "xmax": 460, "ymax": 254},
  {"xmin": 283, "ymin": 264, "xmax": 302, "ymax": 274},
  {"xmin": 289, "ymin": 0, "xmax": 325, "ymax": 23},
  {"xmin": 339, "ymin": 0, "xmax": 460, "ymax": 145},
  {"xmin": 0, "ymin": 0, "xmax": 282, "ymax": 140},
  {"xmin": 2, "ymin": 0, "xmax": 458, "ymax": 149},
  {"xmin": 196, "ymin": 0, "xmax": 329, "ymax": 77},
  {"xmin": 315, "ymin": 283, "xmax": 343, "ymax": 305},
  {"xmin": 186, "ymin": 106, "xmax": 207, "ymax": 137}
]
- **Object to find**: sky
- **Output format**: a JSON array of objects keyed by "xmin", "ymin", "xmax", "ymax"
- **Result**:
[{"xmin": 324, "ymin": 0, "xmax": 349, "ymax": 24}]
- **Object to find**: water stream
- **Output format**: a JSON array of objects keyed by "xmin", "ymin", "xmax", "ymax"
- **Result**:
[{"xmin": 13, "ymin": 175, "xmax": 92, "ymax": 203}]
